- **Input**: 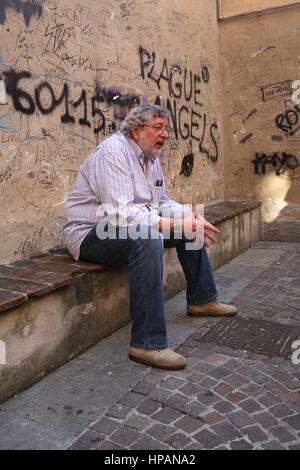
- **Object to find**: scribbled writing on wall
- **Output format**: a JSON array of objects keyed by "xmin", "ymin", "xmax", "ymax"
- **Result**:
[
  {"xmin": 1, "ymin": 69, "xmax": 140, "ymax": 139},
  {"xmin": 139, "ymin": 46, "xmax": 218, "ymax": 175},
  {"xmin": 252, "ymin": 152, "xmax": 299, "ymax": 176},
  {"xmin": 261, "ymin": 81, "xmax": 292, "ymax": 102},
  {"xmin": 0, "ymin": 0, "xmax": 46, "ymax": 26},
  {"xmin": 275, "ymin": 104, "xmax": 300, "ymax": 136}
]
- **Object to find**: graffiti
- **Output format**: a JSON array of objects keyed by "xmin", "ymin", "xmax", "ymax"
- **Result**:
[
  {"xmin": 43, "ymin": 21, "xmax": 72, "ymax": 53},
  {"xmin": 0, "ymin": 0, "xmax": 46, "ymax": 26},
  {"xmin": 275, "ymin": 104, "xmax": 300, "ymax": 136},
  {"xmin": 240, "ymin": 133, "xmax": 253, "ymax": 144},
  {"xmin": 1, "ymin": 69, "xmax": 140, "ymax": 136},
  {"xmin": 180, "ymin": 141, "xmax": 194, "ymax": 176},
  {"xmin": 138, "ymin": 46, "xmax": 218, "ymax": 175},
  {"xmin": 252, "ymin": 152, "xmax": 299, "ymax": 176},
  {"xmin": 261, "ymin": 80, "xmax": 292, "ymax": 102}
]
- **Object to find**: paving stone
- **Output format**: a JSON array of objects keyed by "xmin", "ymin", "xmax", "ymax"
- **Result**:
[
  {"xmin": 90, "ymin": 416, "xmax": 119, "ymax": 436},
  {"xmin": 165, "ymin": 432, "xmax": 193, "ymax": 450},
  {"xmin": 132, "ymin": 379, "xmax": 157, "ymax": 394},
  {"xmin": 230, "ymin": 439, "xmax": 254, "ymax": 450},
  {"xmin": 242, "ymin": 425, "xmax": 269, "ymax": 443},
  {"xmin": 93, "ymin": 440, "xmax": 126, "ymax": 450},
  {"xmin": 223, "ymin": 373, "xmax": 251, "ymax": 388},
  {"xmin": 260, "ymin": 441, "xmax": 286, "ymax": 450},
  {"xmin": 179, "ymin": 382, "xmax": 203, "ymax": 397},
  {"xmin": 289, "ymin": 443, "xmax": 300, "ymax": 450},
  {"xmin": 205, "ymin": 353, "xmax": 226, "ymax": 364},
  {"xmin": 227, "ymin": 410, "xmax": 256, "ymax": 428},
  {"xmin": 110, "ymin": 425, "xmax": 141, "ymax": 447},
  {"xmin": 280, "ymin": 392, "xmax": 300, "ymax": 404},
  {"xmin": 208, "ymin": 366, "xmax": 232, "ymax": 380},
  {"xmin": 212, "ymin": 421, "xmax": 243, "ymax": 441},
  {"xmin": 160, "ymin": 377, "xmax": 186, "ymax": 391},
  {"xmin": 152, "ymin": 407, "xmax": 182, "ymax": 425},
  {"xmin": 198, "ymin": 376, "xmax": 219, "ymax": 389},
  {"xmin": 200, "ymin": 411, "xmax": 224, "ymax": 425},
  {"xmin": 106, "ymin": 405, "xmax": 131, "ymax": 420},
  {"xmin": 213, "ymin": 400, "xmax": 236, "ymax": 414},
  {"xmin": 124, "ymin": 414, "xmax": 153, "ymax": 432},
  {"xmin": 269, "ymin": 404, "xmax": 294, "ymax": 418},
  {"xmin": 223, "ymin": 358, "xmax": 242, "ymax": 370},
  {"xmin": 213, "ymin": 382, "xmax": 235, "ymax": 396},
  {"xmin": 175, "ymin": 415, "xmax": 204, "ymax": 433},
  {"xmin": 197, "ymin": 390, "xmax": 220, "ymax": 406},
  {"xmin": 269, "ymin": 425, "xmax": 297, "ymax": 443},
  {"xmin": 147, "ymin": 423, "xmax": 175, "ymax": 442},
  {"xmin": 282, "ymin": 414, "xmax": 300, "ymax": 431},
  {"xmin": 257, "ymin": 392, "xmax": 283, "ymax": 408},
  {"xmin": 240, "ymin": 383, "xmax": 265, "ymax": 396},
  {"xmin": 187, "ymin": 372, "xmax": 205, "ymax": 383},
  {"xmin": 164, "ymin": 393, "xmax": 190, "ymax": 410},
  {"xmin": 149, "ymin": 387, "xmax": 173, "ymax": 403},
  {"xmin": 118, "ymin": 391, "xmax": 144, "ymax": 408},
  {"xmin": 239, "ymin": 398, "xmax": 264, "ymax": 414},
  {"xmin": 254, "ymin": 412, "xmax": 278, "ymax": 429},
  {"xmin": 136, "ymin": 399, "xmax": 161, "ymax": 416},
  {"xmin": 226, "ymin": 391, "xmax": 248, "ymax": 403},
  {"xmin": 77, "ymin": 429, "xmax": 104, "ymax": 448},
  {"xmin": 194, "ymin": 429, "xmax": 222, "ymax": 450},
  {"xmin": 183, "ymin": 401, "xmax": 207, "ymax": 417},
  {"xmin": 130, "ymin": 436, "xmax": 169, "ymax": 450}
]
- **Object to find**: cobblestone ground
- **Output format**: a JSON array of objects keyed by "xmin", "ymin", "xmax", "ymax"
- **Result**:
[{"xmin": 69, "ymin": 248, "xmax": 300, "ymax": 450}]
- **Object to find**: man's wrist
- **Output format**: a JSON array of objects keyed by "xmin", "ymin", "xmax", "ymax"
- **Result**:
[{"xmin": 172, "ymin": 219, "xmax": 182, "ymax": 236}]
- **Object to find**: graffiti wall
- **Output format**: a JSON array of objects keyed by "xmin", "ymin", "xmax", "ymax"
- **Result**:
[
  {"xmin": 219, "ymin": 5, "xmax": 300, "ymax": 221},
  {"xmin": 0, "ymin": 0, "xmax": 223, "ymax": 263}
]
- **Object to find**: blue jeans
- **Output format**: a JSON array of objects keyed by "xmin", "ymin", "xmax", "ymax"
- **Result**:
[{"xmin": 79, "ymin": 224, "xmax": 218, "ymax": 350}]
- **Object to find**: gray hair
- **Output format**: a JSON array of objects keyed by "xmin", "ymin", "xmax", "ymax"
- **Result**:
[{"xmin": 120, "ymin": 104, "xmax": 169, "ymax": 136}]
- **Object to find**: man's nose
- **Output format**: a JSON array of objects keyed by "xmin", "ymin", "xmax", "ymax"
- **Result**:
[{"xmin": 161, "ymin": 128, "xmax": 169, "ymax": 138}]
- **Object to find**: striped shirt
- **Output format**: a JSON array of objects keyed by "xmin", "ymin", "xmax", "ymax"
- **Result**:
[{"xmin": 64, "ymin": 131, "xmax": 188, "ymax": 260}]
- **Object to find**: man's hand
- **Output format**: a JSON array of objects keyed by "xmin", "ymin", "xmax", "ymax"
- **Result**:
[{"xmin": 193, "ymin": 206, "xmax": 220, "ymax": 248}]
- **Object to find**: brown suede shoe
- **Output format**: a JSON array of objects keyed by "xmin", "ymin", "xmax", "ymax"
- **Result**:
[
  {"xmin": 129, "ymin": 347, "xmax": 186, "ymax": 370},
  {"xmin": 187, "ymin": 300, "xmax": 237, "ymax": 317}
]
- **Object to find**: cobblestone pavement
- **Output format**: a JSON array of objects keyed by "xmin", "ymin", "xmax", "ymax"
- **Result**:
[{"xmin": 69, "ymin": 246, "xmax": 300, "ymax": 450}]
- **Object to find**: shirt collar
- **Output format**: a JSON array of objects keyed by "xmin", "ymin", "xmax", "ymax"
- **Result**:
[{"xmin": 126, "ymin": 135, "xmax": 157, "ymax": 166}]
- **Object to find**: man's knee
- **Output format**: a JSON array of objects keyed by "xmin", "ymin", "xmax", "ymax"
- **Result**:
[{"xmin": 129, "ymin": 226, "xmax": 162, "ymax": 256}]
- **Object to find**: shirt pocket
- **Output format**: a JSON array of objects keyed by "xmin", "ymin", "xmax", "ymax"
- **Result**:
[{"xmin": 153, "ymin": 186, "xmax": 163, "ymax": 204}]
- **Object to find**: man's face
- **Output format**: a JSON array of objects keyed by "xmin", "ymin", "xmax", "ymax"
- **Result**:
[{"xmin": 132, "ymin": 116, "xmax": 169, "ymax": 158}]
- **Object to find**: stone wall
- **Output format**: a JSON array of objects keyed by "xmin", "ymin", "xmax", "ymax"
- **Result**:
[
  {"xmin": 0, "ymin": 0, "xmax": 224, "ymax": 263},
  {"xmin": 219, "ymin": 1, "xmax": 300, "ymax": 226}
]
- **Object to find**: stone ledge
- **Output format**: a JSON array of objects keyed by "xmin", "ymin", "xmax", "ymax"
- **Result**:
[{"xmin": 0, "ymin": 200, "xmax": 261, "ymax": 315}]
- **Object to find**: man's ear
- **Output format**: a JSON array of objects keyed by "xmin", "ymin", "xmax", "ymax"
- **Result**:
[{"xmin": 131, "ymin": 124, "xmax": 142, "ymax": 142}]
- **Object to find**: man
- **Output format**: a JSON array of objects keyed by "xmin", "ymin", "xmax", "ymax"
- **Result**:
[{"xmin": 64, "ymin": 104, "xmax": 237, "ymax": 370}]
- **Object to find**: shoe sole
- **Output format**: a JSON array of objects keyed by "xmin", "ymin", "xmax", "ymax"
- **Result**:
[
  {"xmin": 129, "ymin": 354, "xmax": 186, "ymax": 370},
  {"xmin": 187, "ymin": 310, "xmax": 237, "ymax": 317}
]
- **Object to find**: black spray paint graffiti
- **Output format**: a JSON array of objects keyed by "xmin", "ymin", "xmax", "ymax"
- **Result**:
[
  {"xmin": 139, "ymin": 47, "xmax": 218, "ymax": 175},
  {"xmin": 180, "ymin": 141, "xmax": 194, "ymax": 177},
  {"xmin": 1, "ymin": 69, "xmax": 140, "ymax": 138},
  {"xmin": 0, "ymin": 0, "xmax": 46, "ymax": 26},
  {"xmin": 252, "ymin": 152, "xmax": 299, "ymax": 176},
  {"xmin": 275, "ymin": 104, "xmax": 300, "ymax": 136}
]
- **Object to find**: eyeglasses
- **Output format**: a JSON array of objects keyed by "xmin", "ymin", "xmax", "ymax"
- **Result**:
[{"xmin": 142, "ymin": 124, "xmax": 172, "ymax": 135}]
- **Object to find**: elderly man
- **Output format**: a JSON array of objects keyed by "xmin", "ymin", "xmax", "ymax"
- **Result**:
[{"xmin": 64, "ymin": 104, "xmax": 237, "ymax": 370}]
